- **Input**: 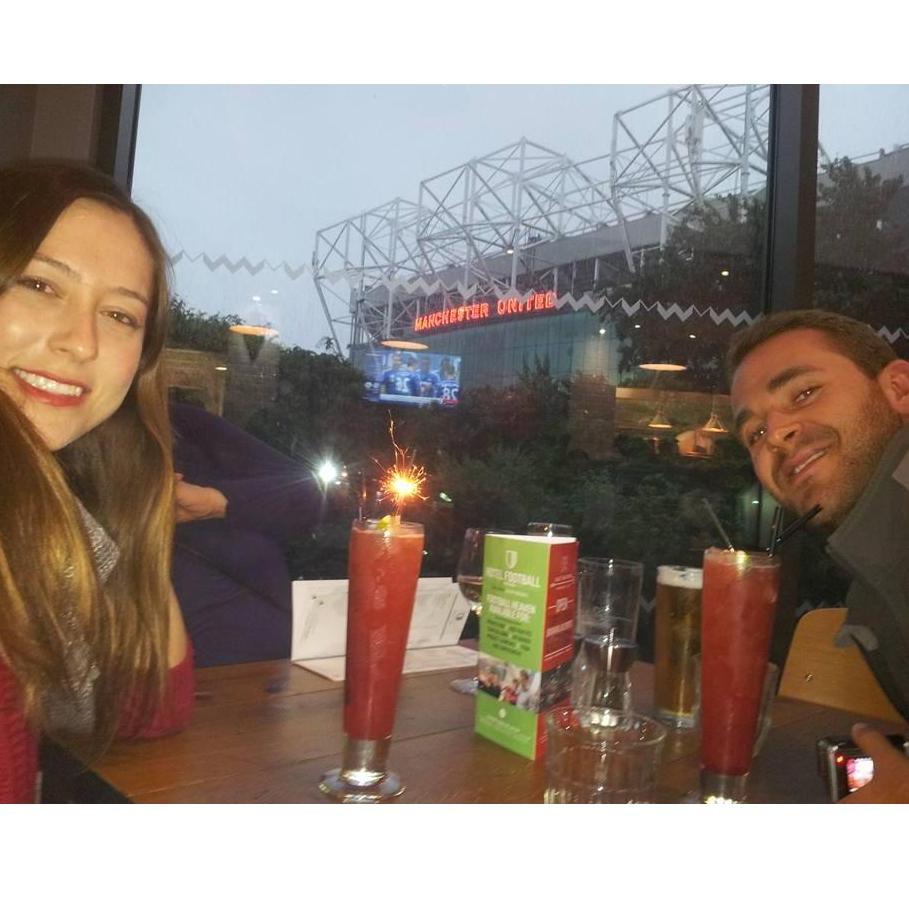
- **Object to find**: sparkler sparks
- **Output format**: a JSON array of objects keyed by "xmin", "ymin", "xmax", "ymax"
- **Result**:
[{"xmin": 376, "ymin": 421, "xmax": 427, "ymax": 516}]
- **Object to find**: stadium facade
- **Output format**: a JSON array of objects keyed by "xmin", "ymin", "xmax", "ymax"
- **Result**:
[
  {"xmin": 311, "ymin": 85, "xmax": 909, "ymax": 439},
  {"xmin": 312, "ymin": 85, "xmax": 772, "ymax": 395}
]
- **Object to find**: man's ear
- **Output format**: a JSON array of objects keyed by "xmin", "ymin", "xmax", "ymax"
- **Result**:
[{"xmin": 878, "ymin": 359, "xmax": 909, "ymax": 417}]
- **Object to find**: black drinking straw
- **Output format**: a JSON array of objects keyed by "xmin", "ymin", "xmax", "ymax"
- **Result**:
[
  {"xmin": 768, "ymin": 505, "xmax": 783, "ymax": 554},
  {"xmin": 769, "ymin": 504, "xmax": 822, "ymax": 556}
]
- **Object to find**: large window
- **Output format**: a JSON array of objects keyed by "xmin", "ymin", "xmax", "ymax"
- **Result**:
[
  {"xmin": 134, "ymin": 84, "xmax": 774, "ymax": 659},
  {"xmin": 794, "ymin": 85, "xmax": 909, "ymax": 610}
]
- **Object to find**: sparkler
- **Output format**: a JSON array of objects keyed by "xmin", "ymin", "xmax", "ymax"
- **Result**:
[{"xmin": 376, "ymin": 420, "xmax": 427, "ymax": 518}]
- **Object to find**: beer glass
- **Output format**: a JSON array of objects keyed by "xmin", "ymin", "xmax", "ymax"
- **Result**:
[
  {"xmin": 654, "ymin": 565, "xmax": 703, "ymax": 729},
  {"xmin": 699, "ymin": 548, "xmax": 781, "ymax": 803},
  {"xmin": 319, "ymin": 517, "xmax": 424, "ymax": 802}
]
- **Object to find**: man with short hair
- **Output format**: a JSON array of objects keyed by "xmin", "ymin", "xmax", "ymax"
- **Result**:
[{"xmin": 728, "ymin": 309, "xmax": 909, "ymax": 802}]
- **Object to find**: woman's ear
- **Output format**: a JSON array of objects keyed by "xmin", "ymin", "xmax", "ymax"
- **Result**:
[{"xmin": 878, "ymin": 359, "xmax": 909, "ymax": 418}]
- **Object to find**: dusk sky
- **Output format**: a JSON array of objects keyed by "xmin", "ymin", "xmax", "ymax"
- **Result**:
[{"xmin": 131, "ymin": 84, "xmax": 909, "ymax": 351}]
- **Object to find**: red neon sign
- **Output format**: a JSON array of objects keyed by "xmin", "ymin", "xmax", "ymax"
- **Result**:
[{"xmin": 413, "ymin": 291, "xmax": 556, "ymax": 333}]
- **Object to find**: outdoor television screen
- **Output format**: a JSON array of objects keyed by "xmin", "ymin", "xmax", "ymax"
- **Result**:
[{"xmin": 362, "ymin": 350, "xmax": 461, "ymax": 407}]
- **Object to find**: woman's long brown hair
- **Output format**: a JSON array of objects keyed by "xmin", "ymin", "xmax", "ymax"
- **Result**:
[{"xmin": 0, "ymin": 161, "xmax": 175, "ymax": 759}]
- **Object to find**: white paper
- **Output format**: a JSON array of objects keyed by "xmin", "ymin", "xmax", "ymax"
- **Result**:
[
  {"xmin": 293, "ymin": 644, "xmax": 478, "ymax": 682},
  {"xmin": 290, "ymin": 577, "xmax": 472, "ymax": 678}
]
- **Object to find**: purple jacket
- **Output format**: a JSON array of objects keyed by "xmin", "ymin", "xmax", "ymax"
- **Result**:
[{"xmin": 171, "ymin": 404, "xmax": 324, "ymax": 667}]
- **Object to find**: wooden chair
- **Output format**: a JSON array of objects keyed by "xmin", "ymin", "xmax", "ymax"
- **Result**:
[{"xmin": 779, "ymin": 607, "xmax": 904, "ymax": 723}]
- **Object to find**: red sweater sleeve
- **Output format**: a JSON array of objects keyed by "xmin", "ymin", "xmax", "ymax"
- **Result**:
[
  {"xmin": 0, "ymin": 645, "xmax": 194, "ymax": 803},
  {"xmin": 117, "ymin": 641, "xmax": 195, "ymax": 739},
  {"xmin": 0, "ymin": 662, "xmax": 38, "ymax": 804}
]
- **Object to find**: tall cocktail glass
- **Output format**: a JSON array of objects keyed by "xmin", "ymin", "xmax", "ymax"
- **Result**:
[
  {"xmin": 699, "ymin": 547, "xmax": 781, "ymax": 803},
  {"xmin": 319, "ymin": 517, "xmax": 424, "ymax": 802}
]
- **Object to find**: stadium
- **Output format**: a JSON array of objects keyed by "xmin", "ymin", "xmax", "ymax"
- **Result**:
[{"xmin": 311, "ymin": 84, "xmax": 909, "ymax": 455}]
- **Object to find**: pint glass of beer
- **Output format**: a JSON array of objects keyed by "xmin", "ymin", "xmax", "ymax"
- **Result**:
[{"xmin": 654, "ymin": 565, "xmax": 703, "ymax": 729}]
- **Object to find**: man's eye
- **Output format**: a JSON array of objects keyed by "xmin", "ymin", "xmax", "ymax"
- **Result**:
[
  {"xmin": 794, "ymin": 386, "xmax": 819, "ymax": 404},
  {"xmin": 748, "ymin": 426, "xmax": 766, "ymax": 447}
]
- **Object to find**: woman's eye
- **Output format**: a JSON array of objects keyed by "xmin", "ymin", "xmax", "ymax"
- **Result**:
[
  {"xmin": 17, "ymin": 276, "xmax": 54, "ymax": 294},
  {"xmin": 104, "ymin": 310, "xmax": 141, "ymax": 329}
]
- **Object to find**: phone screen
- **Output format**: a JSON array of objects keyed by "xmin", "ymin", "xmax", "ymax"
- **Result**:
[{"xmin": 846, "ymin": 756, "xmax": 874, "ymax": 792}]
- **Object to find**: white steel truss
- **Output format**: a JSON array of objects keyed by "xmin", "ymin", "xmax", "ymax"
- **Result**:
[
  {"xmin": 312, "ymin": 84, "xmax": 771, "ymax": 352},
  {"xmin": 610, "ymin": 84, "xmax": 771, "ymax": 267}
]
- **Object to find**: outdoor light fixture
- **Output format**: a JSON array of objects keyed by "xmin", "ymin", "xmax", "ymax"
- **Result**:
[
  {"xmin": 720, "ymin": 269, "xmax": 730, "ymax": 277},
  {"xmin": 598, "ymin": 327, "xmax": 607, "ymax": 335},
  {"xmin": 214, "ymin": 365, "xmax": 228, "ymax": 372},
  {"xmin": 380, "ymin": 338, "xmax": 429, "ymax": 351},
  {"xmin": 316, "ymin": 461, "xmax": 340, "ymax": 485}
]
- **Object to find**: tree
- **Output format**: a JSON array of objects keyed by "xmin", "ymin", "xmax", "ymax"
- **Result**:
[
  {"xmin": 600, "ymin": 194, "xmax": 766, "ymax": 393},
  {"xmin": 814, "ymin": 157, "xmax": 909, "ymax": 353},
  {"xmin": 167, "ymin": 295, "xmax": 241, "ymax": 352},
  {"xmin": 245, "ymin": 346, "xmax": 383, "ymax": 464}
]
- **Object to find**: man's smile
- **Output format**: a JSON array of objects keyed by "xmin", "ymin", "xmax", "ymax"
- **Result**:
[{"xmin": 780, "ymin": 445, "xmax": 831, "ymax": 488}]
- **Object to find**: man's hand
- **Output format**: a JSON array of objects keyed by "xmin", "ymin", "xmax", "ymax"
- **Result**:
[
  {"xmin": 175, "ymin": 474, "xmax": 228, "ymax": 523},
  {"xmin": 840, "ymin": 723, "xmax": 909, "ymax": 803}
]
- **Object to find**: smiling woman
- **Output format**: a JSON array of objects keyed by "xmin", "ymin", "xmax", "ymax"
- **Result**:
[
  {"xmin": 1, "ymin": 199, "xmax": 152, "ymax": 450},
  {"xmin": 0, "ymin": 161, "xmax": 194, "ymax": 803}
]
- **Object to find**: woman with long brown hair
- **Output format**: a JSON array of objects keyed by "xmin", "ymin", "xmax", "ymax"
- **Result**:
[{"xmin": 0, "ymin": 160, "xmax": 194, "ymax": 802}]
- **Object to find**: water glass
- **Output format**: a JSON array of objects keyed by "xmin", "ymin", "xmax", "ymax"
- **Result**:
[
  {"xmin": 544, "ymin": 707, "xmax": 667, "ymax": 803},
  {"xmin": 571, "ymin": 558, "xmax": 643, "ymax": 711}
]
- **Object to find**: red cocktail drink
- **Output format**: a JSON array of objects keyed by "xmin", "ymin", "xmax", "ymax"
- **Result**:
[
  {"xmin": 699, "ymin": 547, "xmax": 780, "ymax": 802},
  {"xmin": 345, "ymin": 518, "xmax": 424, "ymax": 739},
  {"xmin": 320, "ymin": 517, "xmax": 424, "ymax": 802}
]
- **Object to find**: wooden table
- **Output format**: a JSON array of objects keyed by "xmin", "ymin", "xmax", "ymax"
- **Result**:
[{"xmin": 86, "ymin": 659, "xmax": 896, "ymax": 803}]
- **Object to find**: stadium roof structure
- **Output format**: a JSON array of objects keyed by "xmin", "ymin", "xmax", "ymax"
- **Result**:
[{"xmin": 312, "ymin": 84, "xmax": 772, "ymax": 353}]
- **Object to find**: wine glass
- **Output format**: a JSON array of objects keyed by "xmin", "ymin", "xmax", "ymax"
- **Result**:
[
  {"xmin": 449, "ymin": 527, "xmax": 509, "ymax": 695},
  {"xmin": 527, "ymin": 522, "xmax": 573, "ymax": 537},
  {"xmin": 456, "ymin": 527, "xmax": 486, "ymax": 610}
]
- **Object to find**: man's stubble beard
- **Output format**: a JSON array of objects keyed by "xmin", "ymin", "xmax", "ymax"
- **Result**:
[{"xmin": 812, "ymin": 386, "xmax": 903, "ymax": 530}]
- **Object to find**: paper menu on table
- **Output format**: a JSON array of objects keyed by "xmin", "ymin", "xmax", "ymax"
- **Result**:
[
  {"xmin": 290, "ymin": 577, "xmax": 473, "ymax": 679},
  {"xmin": 294, "ymin": 646, "xmax": 479, "ymax": 684}
]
